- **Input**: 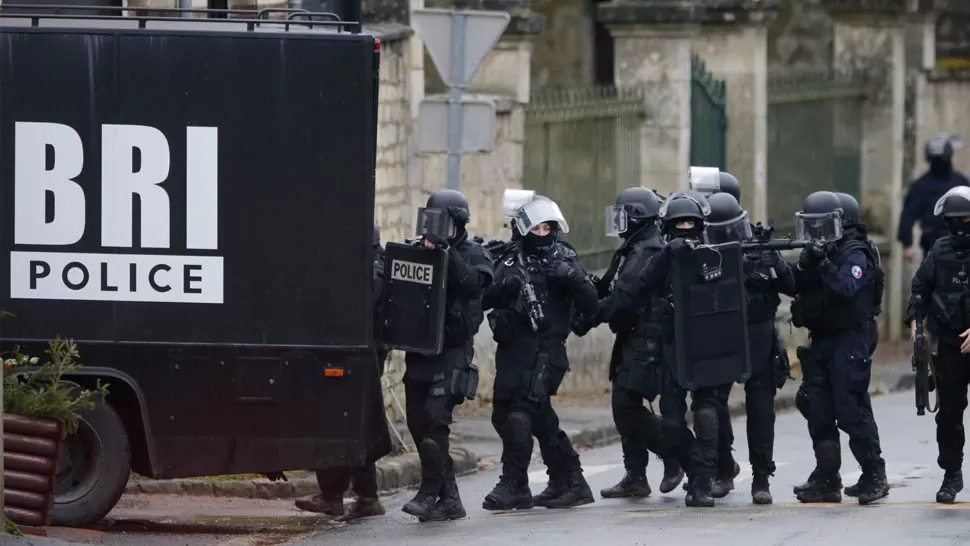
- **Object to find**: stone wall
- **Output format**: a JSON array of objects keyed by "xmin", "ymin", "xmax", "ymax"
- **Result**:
[
  {"xmin": 913, "ymin": 73, "xmax": 970, "ymax": 180},
  {"xmin": 530, "ymin": 0, "xmax": 596, "ymax": 89}
]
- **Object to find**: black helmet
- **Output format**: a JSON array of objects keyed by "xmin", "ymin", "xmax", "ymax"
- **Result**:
[
  {"xmin": 417, "ymin": 189, "xmax": 470, "ymax": 241},
  {"xmin": 718, "ymin": 172, "xmax": 741, "ymax": 201},
  {"xmin": 834, "ymin": 192, "xmax": 861, "ymax": 227},
  {"xmin": 659, "ymin": 190, "xmax": 710, "ymax": 239},
  {"xmin": 935, "ymin": 186, "xmax": 970, "ymax": 239},
  {"xmin": 795, "ymin": 191, "xmax": 844, "ymax": 242},
  {"xmin": 704, "ymin": 192, "xmax": 752, "ymax": 244},
  {"xmin": 926, "ymin": 133, "xmax": 963, "ymax": 163},
  {"xmin": 373, "ymin": 221, "xmax": 381, "ymax": 247},
  {"xmin": 606, "ymin": 187, "xmax": 660, "ymax": 237}
]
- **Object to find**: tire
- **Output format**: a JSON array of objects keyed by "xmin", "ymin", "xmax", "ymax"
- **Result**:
[{"xmin": 50, "ymin": 397, "xmax": 131, "ymax": 526}]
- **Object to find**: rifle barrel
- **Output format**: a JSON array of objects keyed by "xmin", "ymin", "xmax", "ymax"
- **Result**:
[{"xmin": 741, "ymin": 239, "xmax": 810, "ymax": 251}]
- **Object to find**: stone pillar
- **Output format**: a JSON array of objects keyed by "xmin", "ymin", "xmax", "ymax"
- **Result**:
[
  {"xmin": 598, "ymin": 2, "xmax": 700, "ymax": 197},
  {"xmin": 827, "ymin": 0, "xmax": 907, "ymax": 339},
  {"xmin": 904, "ymin": 7, "xmax": 939, "ymax": 183},
  {"xmin": 693, "ymin": 2, "xmax": 778, "ymax": 222}
]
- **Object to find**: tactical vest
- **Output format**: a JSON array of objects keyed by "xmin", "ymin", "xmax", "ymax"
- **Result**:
[
  {"xmin": 605, "ymin": 235, "xmax": 665, "ymax": 338},
  {"xmin": 791, "ymin": 240, "xmax": 880, "ymax": 331},
  {"xmin": 930, "ymin": 237, "xmax": 970, "ymax": 333},
  {"xmin": 443, "ymin": 241, "xmax": 488, "ymax": 348}
]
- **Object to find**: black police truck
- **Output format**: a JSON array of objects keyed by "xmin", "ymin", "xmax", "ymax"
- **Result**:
[{"xmin": 0, "ymin": 5, "xmax": 382, "ymax": 525}]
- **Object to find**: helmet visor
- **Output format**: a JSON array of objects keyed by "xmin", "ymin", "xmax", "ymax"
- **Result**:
[
  {"xmin": 514, "ymin": 199, "xmax": 569, "ymax": 236},
  {"xmin": 704, "ymin": 212, "xmax": 752, "ymax": 244},
  {"xmin": 415, "ymin": 207, "xmax": 457, "ymax": 239},
  {"xmin": 605, "ymin": 205, "xmax": 629, "ymax": 237},
  {"xmin": 794, "ymin": 212, "xmax": 842, "ymax": 243},
  {"xmin": 501, "ymin": 189, "xmax": 536, "ymax": 218},
  {"xmin": 688, "ymin": 166, "xmax": 722, "ymax": 195}
]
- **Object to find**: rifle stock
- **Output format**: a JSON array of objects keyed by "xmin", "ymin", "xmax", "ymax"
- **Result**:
[{"xmin": 912, "ymin": 296, "xmax": 938, "ymax": 416}]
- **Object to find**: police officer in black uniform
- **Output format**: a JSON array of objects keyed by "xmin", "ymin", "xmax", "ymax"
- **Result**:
[
  {"xmin": 790, "ymin": 191, "xmax": 888, "ymax": 505},
  {"xmin": 593, "ymin": 191, "xmax": 732, "ymax": 507},
  {"xmin": 906, "ymin": 186, "xmax": 970, "ymax": 503},
  {"xmin": 401, "ymin": 190, "xmax": 494, "ymax": 522},
  {"xmin": 482, "ymin": 195, "xmax": 600, "ymax": 511},
  {"xmin": 597, "ymin": 187, "xmax": 685, "ymax": 498},
  {"xmin": 702, "ymin": 193, "xmax": 795, "ymax": 504},
  {"xmin": 296, "ymin": 222, "xmax": 392, "ymax": 519},
  {"xmin": 898, "ymin": 133, "xmax": 969, "ymax": 263}
]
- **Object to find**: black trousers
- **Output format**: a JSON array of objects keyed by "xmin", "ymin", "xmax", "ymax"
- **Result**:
[
  {"xmin": 491, "ymin": 393, "xmax": 581, "ymax": 482},
  {"xmin": 661, "ymin": 382, "xmax": 731, "ymax": 479},
  {"xmin": 315, "ymin": 464, "xmax": 379, "ymax": 500},
  {"xmin": 404, "ymin": 376, "xmax": 461, "ymax": 494},
  {"xmin": 935, "ymin": 337, "xmax": 970, "ymax": 472},
  {"xmin": 612, "ymin": 383, "xmax": 665, "ymax": 475},
  {"xmin": 717, "ymin": 368, "xmax": 777, "ymax": 476}
]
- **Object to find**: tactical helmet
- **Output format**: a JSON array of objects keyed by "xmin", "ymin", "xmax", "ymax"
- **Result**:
[
  {"xmin": 659, "ymin": 190, "xmax": 710, "ymax": 238},
  {"xmin": 605, "ymin": 187, "xmax": 661, "ymax": 237},
  {"xmin": 935, "ymin": 186, "xmax": 970, "ymax": 238},
  {"xmin": 704, "ymin": 192, "xmax": 752, "ymax": 244},
  {"xmin": 795, "ymin": 191, "xmax": 843, "ymax": 242},
  {"xmin": 926, "ymin": 133, "xmax": 964, "ymax": 163},
  {"xmin": 718, "ymin": 172, "xmax": 742, "ymax": 201},
  {"xmin": 416, "ymin": 189, "xmax": 470, "ymax": 241},
  {"xmin": 834, "ymin": 192, "xmax": 861, "ymax": 227}
]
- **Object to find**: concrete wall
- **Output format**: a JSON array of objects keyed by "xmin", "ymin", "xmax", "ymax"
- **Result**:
[{"xmin": 913, "ymin": 74, "xmax": 970, "ymax": 180}]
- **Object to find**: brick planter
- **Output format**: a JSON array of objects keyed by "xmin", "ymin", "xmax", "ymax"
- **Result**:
[{"xmin": 3, "ymin": 414, "xmax": 66, "ymax": 534}]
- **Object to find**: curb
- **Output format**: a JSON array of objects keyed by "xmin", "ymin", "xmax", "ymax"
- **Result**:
[{"xmin": 123, "ymin": 447, "xmax": 478, "ymax": 500}]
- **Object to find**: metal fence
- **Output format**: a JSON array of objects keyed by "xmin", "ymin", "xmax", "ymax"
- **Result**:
[
  {"xmin": 523, "ymin": 86, "xmax": 647, "ymax": 270},
  {"xmin": 767, "ymin": 71, "xmax": 867, "ymax": 234},
  {"xmin": 690, "ymin": 53, "xmax": 728, "ymax": 169}
]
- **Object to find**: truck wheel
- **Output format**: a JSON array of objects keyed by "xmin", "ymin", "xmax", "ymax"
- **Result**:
[{"xmin": 51, "ymin": 398, "xmax": 131, "ymax": 526}]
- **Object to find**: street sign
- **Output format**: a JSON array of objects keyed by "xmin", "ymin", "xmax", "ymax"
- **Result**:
[
  {"xmin": 418, "ymin": 98, "xmax": 496, "ymax": 153},
  {"xmin": 411, "ymin": 8, "xmax": 511, "ymax": 87}
]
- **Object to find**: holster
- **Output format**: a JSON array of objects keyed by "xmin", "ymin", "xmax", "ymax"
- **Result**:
[
  {"xmin": 796, "ymin": 344, "xmax": 815, "ymax": 381},
  {"xmin": 771, "ymin": 333, "xmax": 792, "ymax": 389},
  {"xmin": 622, "ymin": 337, "xmax": 663, "ymax": 401},
  {"xmin": 450, "ymin": 363, "xmax": 480, "ymax": 400}
]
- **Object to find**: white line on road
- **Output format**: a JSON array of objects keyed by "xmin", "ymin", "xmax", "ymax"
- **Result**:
[{"xmin": 528, "ymin": 463, "xmax": 624, "ymax": 485}]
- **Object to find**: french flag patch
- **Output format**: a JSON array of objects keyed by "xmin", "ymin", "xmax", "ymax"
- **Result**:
[{"xmin": 851, "ymin": 265, "xmax": 863, "ymax": 279}]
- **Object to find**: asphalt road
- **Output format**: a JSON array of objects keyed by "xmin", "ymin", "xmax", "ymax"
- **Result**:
[
  {"xmin": 290, "ymin": 390, "xmax": 970, "ymax": 546},
  {"xmin": 28, "ymin": 390, "xmax": 970, "ymax": 546}
]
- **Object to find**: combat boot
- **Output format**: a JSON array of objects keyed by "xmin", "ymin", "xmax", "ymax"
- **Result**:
[
  {"xmin": 423, "ymin": 472, "xmax": 466, "ymax": 522},
  {"xmin": 600, "ymin": 471, "xmax": 651, "ymax": 499},
  {"xmin": 533, "ymin": 473, "xmax": 568, "ymax": 507},
  {"xmin": 936, "ymin": 470, "xmax": 964, "ymax": 504},
  {"xmin": 856, "ymin": 463, "xmax": 889, "ymax": 505},
  {"xmin": 710, "ymin": 460, "xmax": 740, "ymax": 499},
  {"xmin": 660, "ymin": 458, "xmax": 686, "ymax": 494},
  {"xmin": 843, "ymin": 475, "xmax": 863, "ymax": 497},
  {"xmin": 294, "ymin": 492, "xmax": 344, "ymax": 517},
  {"xmin": 483, "ymin": 475, "xmax": 534, "ymax": 511},
  {"xmin": 402, "ymin": 438, "xmax": 442, "ymax": 520},
  {"xmin": 795, "ymin": 475, "xmax": 842, "ymax": 503},
  {"xmin": 545, "ymin": 469, "xmax": 595, "ymax": 509},
  {"xmin": 793, "ymin": 467, "xmax": 822, "ymax": 495},
  {"xmin": 751, "ymin": 470, "xmax": 772, "ymax": 505},
  {"xmin": 685, "ymin": 475, "xmax": 715, "ymax": 508},
  {"xmin": 338, "ymin": 497, "xmax": 385, "ymax": 522}
]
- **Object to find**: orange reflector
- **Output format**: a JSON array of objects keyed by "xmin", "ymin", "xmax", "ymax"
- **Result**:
[{"xmin": 324, "ymin": 368, "xmax": 345, "ymax": 377}]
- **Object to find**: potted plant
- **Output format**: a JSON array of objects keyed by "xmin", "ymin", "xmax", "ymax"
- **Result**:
[{"xmin": 2, "ymin": 333, "xmax": 109, "ymax": 535}]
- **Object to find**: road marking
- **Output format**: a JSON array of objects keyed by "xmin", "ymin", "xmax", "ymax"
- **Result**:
[{"xmin": 528, "ymin": 463, "xmax": 623, "ymax": 485}]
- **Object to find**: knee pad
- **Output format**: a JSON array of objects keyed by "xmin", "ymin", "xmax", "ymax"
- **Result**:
[
  {"xmin": 504, "ymin": 412, "xmax": 532, "ymax": 444},
  {"xmin": 694, "ymin": 406, "xmax": 718, "ymax": 441}
]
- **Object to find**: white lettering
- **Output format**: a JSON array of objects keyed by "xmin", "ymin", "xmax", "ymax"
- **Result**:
[
  {"xmin": 14, "ymin": 122, "xmax": 86, "ymax": 245},
  {"xmin": 186, "ymin": 127, "xmax": 219, "ymax": 250},
  {"xmin": 390, "ymin": 259, "xmax": 434, "ymax": 286},
  {"xmin": 10, "ymin": 251, "xmax": 223, "ymax": 304},
  {"xmin": 101, "ymin": 124, "xmax": 171, "ymax": 248}
]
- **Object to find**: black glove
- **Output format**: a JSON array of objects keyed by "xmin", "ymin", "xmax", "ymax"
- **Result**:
[
  {"xmin": 447, "ymin": 206, "xmax": 470, "ymax": 225},
  {"xmin": 571, "ymin": 310, "xmax": 599, "ymax": 337},
  {"xmin": 422, "ymin": 232, "xmax": 450, "ymax": 250},
  {"xmin": 498, "ymin": 275, "xmax": 522, "ymax": 295},
  {"xmin": 544, "ymin": 259, "xmax": 578, "ymax": 282},
  {"xmin": 798, "ymin": 242, "xmax": 826, "ymax": 270},
  {"xmin": 667, "ymin": 238, "xmax": 694, "ymax": 256}
]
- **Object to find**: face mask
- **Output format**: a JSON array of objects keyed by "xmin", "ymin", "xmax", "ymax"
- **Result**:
[{"xmin": 523, "ymin": 230, "xmax": 556, "ymax": 252}]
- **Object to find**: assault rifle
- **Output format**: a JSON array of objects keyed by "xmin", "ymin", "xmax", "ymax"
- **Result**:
[
  {"xmin": 911, "ymin": 295, "xmax": 939, "ymax": 416},
  {"xmin": 740, "ymin": 221, "xmax": 810, "ymax": 252},
  {"xmin": 517, "ymin": 250, "xmax": 545, "ymax": 332}
]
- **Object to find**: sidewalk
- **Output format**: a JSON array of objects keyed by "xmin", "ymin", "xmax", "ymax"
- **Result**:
[{"xmin": 123, "ymin": 342, "xmax": 916, "ymax": 501}]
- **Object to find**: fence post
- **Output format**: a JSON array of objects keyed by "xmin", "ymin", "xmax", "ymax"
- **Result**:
[
  {"xmin": 693, "ymin": 4, "xmax": 777, "ymax": 223},
  {"xmin": 598, "ymin": 1, "xmax": 701, "ymax": 197},
  {"xmin": 827, "ymin": 0, "xmax": 906, "ymax": 340}
]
